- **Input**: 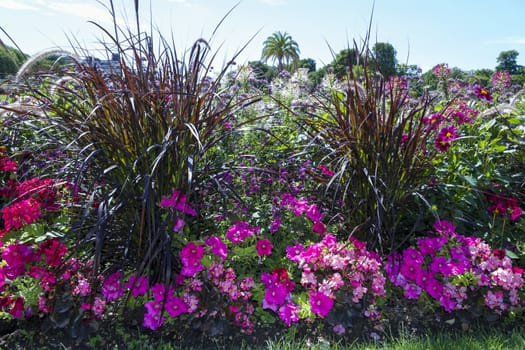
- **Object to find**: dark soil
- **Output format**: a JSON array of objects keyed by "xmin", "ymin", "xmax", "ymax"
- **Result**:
[{"xmin": 0, "ymin": 299, "xmax": 522, "ymax": 349}]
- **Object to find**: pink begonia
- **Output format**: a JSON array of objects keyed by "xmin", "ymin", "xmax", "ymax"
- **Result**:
[
  {"xmin": 92, "ymin": 297, "xmax": 106, "ymax": 318},
  {"xmin": 204, "ymin": 236, "xmax": 228, "ymax": 260},
  {"xmin": 73, "ymin": 277, "xmax": 91, "ymax": 296},
  {"xmin": 2, "ymin": 197, "xmax": 42, "ymax": 232},
  {"xmin": 256, "ymin": 238, "xmax": 273, "ymax": 256},
  {"xmin": 485, "ymin": 290, "xmax": 505, "ymax": 312},
  {"xmin": 309, "ymin": 290, "xmax": 333, "ymax": 318}
]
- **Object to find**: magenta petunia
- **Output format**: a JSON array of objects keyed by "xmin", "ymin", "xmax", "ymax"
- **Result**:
[
  {"xmin": 309, "ymin": 290, "xmax": 333, "ymax": 318},
  {"xmin": 165, "ymin": 296, "xmax": 188, "ymax": 318},
  {"xmin": 160, "ymin": 189, "xmax": 197, "ymax": 216},
  {"xmin": 262, "ymin": 287, "xmax": 286, "ymax": 312},
  {"xmin": 125, "ymin": 274, "xmax": 149, "ymax": 298},
  {"xmin": 101, "ymin": 271, "xmax": 125, "ymax": 301},
  {"xmin": 204, "ymin": 236, "xmax": 228, "ymax": 260},
  {"xmin": 278, "ymin": 302, "xmax": 300, "ymax": 327},
  {"xmin": 256, "ymin": 238, "xmax": 273, "ymax": 256},
  {"xmin": 180, "ymin": 242, "xmax": 205, "ymax": 265}
]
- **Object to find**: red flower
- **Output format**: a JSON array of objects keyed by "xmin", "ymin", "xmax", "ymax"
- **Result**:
[
  {"xmin": 39, "ymin": 238, "xmax": 67, "ymax": 267},
  {"xmin": 2, "ymin": 198, "xmax": 42, "ymax": 233},
  {"xmin": 492, "ymin": 249, "xmax": 506, "ymax": 259}
]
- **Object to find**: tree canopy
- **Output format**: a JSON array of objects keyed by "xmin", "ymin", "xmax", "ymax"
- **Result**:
[
  {"xmin": 0, "ymin": 45, "xmax": 26, "ymax": 78},
  {"xmin": 261, "ymin": 31, "xmax": 300, "ymax": 72},
  {"xmin": 372, "ymin": 42, "xmax": 397, "ymax": 79},
  {"xmin": 496, "ymin": 50, "xmax": 522, "ymax": 74}
]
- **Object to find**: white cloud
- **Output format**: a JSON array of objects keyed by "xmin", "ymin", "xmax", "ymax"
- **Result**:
[
  {"xmin": 0, "ymin": 0, "xmax": 39, "ymax": 11},
  {"xmin": 258, "ymin": 0, "xmax": 287, "ymax": 5},
  {"xmin": 485, "ymin": 36, "xmax": 525, "ymax": 45}
]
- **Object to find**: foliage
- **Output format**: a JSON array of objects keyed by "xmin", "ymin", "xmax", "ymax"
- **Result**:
[
  {"xmin": 0, "ymin": 2, "xmax": 525, "ymax": 348},
  {"xmin": 10, "ymin": 6, "xmax": 259, "ymax": 286},
  {"xmin": 303, "ymin": 43, "xmax": 439, "ymax": 253}
]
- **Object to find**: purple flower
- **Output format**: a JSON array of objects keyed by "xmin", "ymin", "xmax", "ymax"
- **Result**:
[
  {"xmin": 269, "ymin": 216, "xmax": 281, "ymax": 234},
  {"xmin": 403, "ymin": 283, "xmax": 423, "ymax": 299},
  {"xmin": 473, "ymin": 85, "xmax": 493, "ymax": 102}
]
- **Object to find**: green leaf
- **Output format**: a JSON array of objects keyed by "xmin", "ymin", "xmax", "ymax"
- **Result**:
[
  {"xmin": 462, "ymin": 175, "xmax": 477, "ymax": 186},
  {"xmin": 505, "ymin": 249, "xmax": 519, "ymax": 259}
]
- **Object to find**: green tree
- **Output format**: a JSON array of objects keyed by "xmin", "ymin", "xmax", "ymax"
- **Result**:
[
  {"xmin": 496, "ymin": 50, "xmax": 522, "ymax": 74},
  {"xmin": 297, "ymin": 58, "xmax": 316, "ymax": 72},
  {"xmin": 372, "ymin": 42, "xmax": 397, "ymax": 79},
  {"xmin": 470, "ymin": 68, "xmax": 494, "ymax": 86},
  {"xmin": 0, "ymin": 45, "xmax": 26, "ymax": 78},
  {"xmin": 261, "ymin": 31, "xmax": 300, "ymax": 72},
  {"xmin": 329, "ymin": 48, "xmax": 363, "ymax": 78}
]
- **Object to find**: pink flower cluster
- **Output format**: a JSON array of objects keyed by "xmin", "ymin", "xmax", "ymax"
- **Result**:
[
  {"xmin": 432, "ymin": 63, "xmax": 451, "ymax": 79},
  {"xmin": 279, "ymin": 193, "xmax": 326, "ymax": 235},
  {"xmin": 287, "ymin": 233, "xmax": 386, "ymax": 321},
  {"xmin": 385, "ymin": 220, "xmax": 524, "ymax": 314},
  {"xmin": 168, "ymin": 238, "xmax": 257, "ymax": 333},
  {"xmin": 0, "ymin": 239, "xmax": 67, "ymax": 318},
  {"xmin": 491, "ymin": 71, "xmax": 511, "ymax": 91}
]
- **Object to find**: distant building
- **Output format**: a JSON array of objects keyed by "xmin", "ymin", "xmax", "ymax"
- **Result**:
[{"xmin": 81, "ymin": 53, "xmax": 120, "ymax": 73}]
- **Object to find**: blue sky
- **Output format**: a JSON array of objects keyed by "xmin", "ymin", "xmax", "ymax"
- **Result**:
[{"xmin": 1, "ymin": 0, "xmax": 525, "ymax": 72}]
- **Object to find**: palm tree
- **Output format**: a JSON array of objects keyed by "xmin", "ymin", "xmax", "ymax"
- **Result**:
[{"xmin": 261, "ymin": 31, "xmax": 300, "ymax": 72}]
